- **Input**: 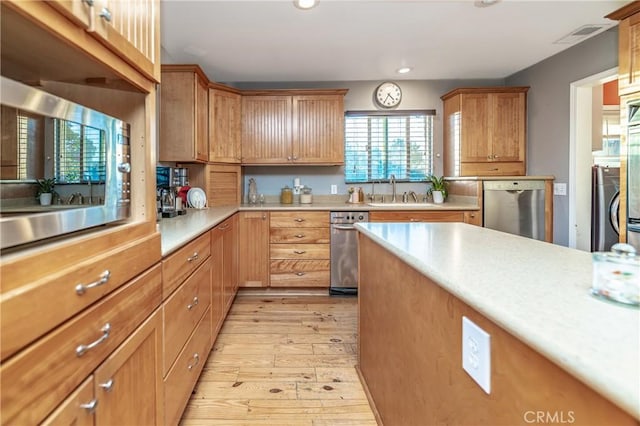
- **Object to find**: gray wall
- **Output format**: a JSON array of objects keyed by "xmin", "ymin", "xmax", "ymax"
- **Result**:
[
  {"xmin": 234, "ymin": 79, "xmax": 503, "ymax": 199},
  {"xmin": 505, "ymin": 27, "xmax": 618, "ymax": 246}
]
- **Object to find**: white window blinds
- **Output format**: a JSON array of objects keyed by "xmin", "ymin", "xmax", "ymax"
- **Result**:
[
  {"xmin": 344, "ymin": 110, "xmax": 434, "ymax": 183},
  {"xmin": 54, "ymin": 119, "xmax": 105, "ymax": 183}
]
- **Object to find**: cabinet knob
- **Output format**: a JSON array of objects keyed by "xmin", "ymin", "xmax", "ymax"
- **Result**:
[
  {"xmin": 295, "ymin": 234, "xmax": 305, "ymax": 238},
  {"xmin": 294, "ymin": 218, "xmax": 305, "ymax": 222},
  {"xmin": 493, "ymin": 154, "xmax": 499, "ymax": 159},
  {"xmin": 487, "ymin": 155, "xmax": 492, "ymax": 160},
  {"xmin": 287, "ymin": 156, "xmax": 292, "ymax": 161},
  {"xmin": 99, "ymin": 379, "xmax": 115, "ymax": 392},
  {"xmin": 80, "ymin": 399, "xmax": 99, "ymax": 414},
  {"xmin": 187, "ymin": 296, "xmax": 199, "ymax": 310},
  {"xmin": 292, "ymin": 155, "xmax": 298, "ymax": 160},
  {"xmin": 99, "ymin": 7, "xmax": 112, "ymax": 22},
  {"xmin": 293, "ymin": 250, "xmax": 306, "ymax": 254},
  {"xmin": 188, "ymin": 353, "xmax": 200, "ymax": 370},
  {"xmin": 295, "ymin": 272, "xmax": 305, "ymax": 276}
]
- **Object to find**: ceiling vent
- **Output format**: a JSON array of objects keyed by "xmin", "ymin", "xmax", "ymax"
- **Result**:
[{"xmin": 554, "ymin": 24, "xmax": 614, "ymax": 45}]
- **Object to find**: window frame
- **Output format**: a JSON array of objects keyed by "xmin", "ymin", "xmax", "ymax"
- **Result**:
[{"xmin": 344, "ymin": 109, "xmax": 435, "ymax": 184}]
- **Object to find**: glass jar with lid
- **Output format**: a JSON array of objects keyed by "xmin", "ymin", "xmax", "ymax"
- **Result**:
[
  {"xmin": 300, "ymin": 187, "xmax": 313, "ymax": 204},
  {"xmin": 280, "ymin": 186, "xmax": 293, "ymax": 204},
  {"xmin": 592, "ymin": 243, "xmax": 639, "ymax": 307}
]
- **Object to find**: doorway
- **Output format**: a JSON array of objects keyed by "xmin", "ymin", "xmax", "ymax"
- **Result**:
[{"xmin": 569, "ymin": 67, "xmax": 618, "ymax": 251}]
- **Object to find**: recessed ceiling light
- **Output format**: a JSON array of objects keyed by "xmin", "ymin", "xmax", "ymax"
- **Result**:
[
  {"xmin": 397, "ymin": 67, "xmax": 412, "ymax": 74},
  {"xmin": 474, "ymin": 0, "xmax": 500, "ymax": 7},
  {"xmin": 294, "ymin": 0, "xmax": 319, "ymax": 10}
]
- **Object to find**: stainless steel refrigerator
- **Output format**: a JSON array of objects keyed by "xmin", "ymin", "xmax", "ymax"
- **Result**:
[
  {"xmin": 591, "ymin": 165, "xmax": 620, "ymax": 252},
  {"xmin": 627, "ymin": 100, "xmax": 640, "ymax": 250}
]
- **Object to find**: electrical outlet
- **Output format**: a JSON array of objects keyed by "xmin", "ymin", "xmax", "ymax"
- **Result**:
[
  {"xmin": 462, "ymin": 316, "xmax": 491, "ymax": 394},
  {"xmin": 553, "ymin": 183, "xmax": 567, "ymax": 196},
  {"xmin": 331, "ymin": 184, "xmax": 338, "ymax": 195}
]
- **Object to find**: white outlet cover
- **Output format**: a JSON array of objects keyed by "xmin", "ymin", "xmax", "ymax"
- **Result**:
[
  {"xmin": 331, "ymin": 184, "xmax": 338, "ymax": 195},
  {"xmin": 462, "ymin": 316, "xmax": 491, "ymax": 394}
]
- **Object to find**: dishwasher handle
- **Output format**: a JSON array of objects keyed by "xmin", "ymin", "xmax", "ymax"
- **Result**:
[{"xmin": 332, "ymin": 224, "xmax": 357, "ymax": 231}]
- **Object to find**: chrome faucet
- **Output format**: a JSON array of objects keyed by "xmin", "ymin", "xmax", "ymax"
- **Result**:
[
  {"xmin": 390, "ymin": 174, "xmax": 397, "ymax": 202},
  {"xmin": 86, "ymin": 175, "xmax": 93, "ymax": 205},
  {"xmin": 409, "ymin": 191, "xmax": 418, "ymax": 203}
]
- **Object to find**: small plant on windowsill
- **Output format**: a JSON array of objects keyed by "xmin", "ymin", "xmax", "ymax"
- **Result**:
[
  {"xmin": 35, "ymin": 178, "xmax": 57, "ymax": 206},
  {"xmin": 427, "ymin": 175, "xmax": 447, "ymax": 203}
]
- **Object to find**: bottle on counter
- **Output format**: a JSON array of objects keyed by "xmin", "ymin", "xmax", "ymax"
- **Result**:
[{"xmin": 358, "ymin": 187, "xmax": 364, "ymax": 203}]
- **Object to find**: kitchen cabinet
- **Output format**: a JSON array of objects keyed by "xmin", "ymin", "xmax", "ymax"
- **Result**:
[
  {"xmin": 0, "ymin": 264, "xmax": 162, "ymax": 424},
  {"xmin": 463, "ymin": 210, "xmax": 482, "ymax": 226},
  {"xmin": 217, "ymin": 215, "xmax": 239, "ymax": 313},
  {"xmin": 239, "ymin": 211, "xmax": 270, "ymax": 287},
  {"xmin": 369, "ymin": 210, "xmax": 466, "ymax": 223},
  {"xmin": 209, "ymin": 86, "xmax": 242, "ymax": 163},
  {"xmin": 442, "ymin": 87, "xmax": 528, "ymax": 177},
  {"xmin": 608, "ymin": 3, "xmax": 640, "ymax": 96},
  {"xmin": 179, "ymin": 163, "xmax": 242, "ymax": 206},
  {"xmin": 241, "ymin": 90, "xmax": 347, "ymax": 165},
  {"xmin": 210, "ymin": 226, "xmax": 225, "ymax": 339},
  {"xmin": 160, "ymin": 65, "xmax": 209, "ymax": 162},
  {"xmin": 269, "ymin": 211, "xmax": 330, "ymax": 287},
  {"xmin": 44, "ymin": 0, "xmax": 161, "ymax": 82}
]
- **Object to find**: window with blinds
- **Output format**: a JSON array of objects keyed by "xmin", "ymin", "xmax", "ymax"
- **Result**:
[
  {"xmin": 344, "ymin": 110, "xmax": 434, "ymax": 183},
  {"xmin": 54, "ymin": 119, "xmax": 105, "ymax": 183}
]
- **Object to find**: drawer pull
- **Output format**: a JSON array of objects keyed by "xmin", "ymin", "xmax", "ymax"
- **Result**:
[
  {"xmin": 295, "ymin": 272, "xmax": 305, "ymax": 276},
  {"xmin": 76, "ymin": 323, "xmax": 111, "ymax": 357},
  {"xmin": 410, "ymin": 218, "xmax": 419, "ymax": 222},
  {"xmin": 83, "ymin": 0, "xmax": 94, "ymax": 6},
  {"xmin": 187, "ymin": 252, "xmax": 199, "ymax": 262},
  {"xmin": 218, "ymin": 224, "xmax": 230, "ymax": 230},
  {"xmin": 187, "ymin": 296, "xmax": 199, "ymax": 310},
  {"xmin": 187, "ymin": 353, "xmax": 200, "ymax": 370},
  {"xmin": 99, "ymin": 7, "xmax": 112, "ymax": 22},
  {"xmin": 293, "ymin": 250, "xmax": 306, "ymax": 254},
  {"xmin": 295, "ymin": 234, "xmax": 305, "ymax": 238},
  {"xmin": 99, "ymin": 379, "xmax": 115, "ymax": 392},
  {"xmin": 294, "ymin": 218, "xmax": 305, "ymax": 222},
  {"xmin": 80, "ymin": 399, "xmax": 98, "ymax": 414},
  {"xmin": 75, "ymin": 270, "xmax": 111, "ymax": 295}
]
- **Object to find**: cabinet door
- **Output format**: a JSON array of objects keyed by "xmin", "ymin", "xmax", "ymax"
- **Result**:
[
  {"xmin": 619, "ymin": 14, "xmax": 640, "ymax": 94},
  {"xmin": 195, "ymin": 73, "xmax": 209, "ymax": 162},
  {"xmin": 220, "ymin": 216, "xmax": 238, "ymax": 313},
  {"xmin": 210, "ymin": 227, "xmax": 225, "ymax": 340},
  {"xmin": 89, "ymin": 0, "xmax": 160, "ymax": 82},
  {"xmin": 490, "ymin": 92, "xmax": 526, "ymax": 162},
  {"xmin": 238, "ymin": 211, "xmax": 270, "ymax": 287},
  {"xmin": 209, "ymin": 89, "xmax": 241, "ymax": 163},
  {"xmin": 94, "ymin": 308, "xmax": 163, "ymax": 426},
  {"xmin": 464, "ymin": 210, "xmax": 482, "ymax": 226},
  {"xmin": 459, "ymin": 94, "xmax": 491, "ymax": 162},
  {"xmin": 41, "ymin": 377, "xmax": 95, "ymax": 426},
  {"xmin": 48, "ymin": 0, "xmax": 92, "ymax": 28},
  {"xmin": 241, "ymin": 96, "xmax": 292, "ymax": 163},
  {"xmin": 369, "ymin": 211, "xmax": 465, "ymax": 222},
  {"xmin": 160, "ymin": 71, "xmax": 197, "ymax": 162},
  {"xmin": 292, "ymin": 95, "xmax": 345, "ymax": 164}
]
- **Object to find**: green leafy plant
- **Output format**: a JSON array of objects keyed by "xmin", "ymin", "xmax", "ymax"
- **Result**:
[
  {"xmin": 427, "ymin": 175, "xmax": 447, "ymax": 199},
  {"xmin": 35, "ymin": 178, "xmax": 57, "ymax": 197}
]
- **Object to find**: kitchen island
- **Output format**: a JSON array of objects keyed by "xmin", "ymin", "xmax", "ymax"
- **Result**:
[{"xmin": 355, "ymin": 222, "xmax": 639, "ymax": 426}]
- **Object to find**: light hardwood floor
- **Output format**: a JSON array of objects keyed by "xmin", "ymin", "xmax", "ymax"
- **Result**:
[{"xmin": 180, "ymin": 293, "xmax": 377, "ymax": 426}]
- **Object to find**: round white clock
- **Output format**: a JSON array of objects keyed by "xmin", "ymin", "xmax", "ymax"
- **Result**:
[{"xmin": 374, "ymin": 81, "xmax": 402, "ymax": 108}]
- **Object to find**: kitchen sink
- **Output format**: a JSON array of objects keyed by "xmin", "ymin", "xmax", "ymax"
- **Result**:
[{"xmin": 367, "ymin": 202, "xmax": 443, "ymax": 208}]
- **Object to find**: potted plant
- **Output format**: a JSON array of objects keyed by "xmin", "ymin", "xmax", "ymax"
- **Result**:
[
  {"xmin": 36, "ymin": 178, "xmax": 57, "ymax": 206},
  {"xmin": 428, "ymin": 175, "xmax": 447, "ymax": 204}
]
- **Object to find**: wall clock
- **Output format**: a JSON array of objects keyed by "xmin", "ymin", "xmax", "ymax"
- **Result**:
[{"xmin": 374, "ymin": 81, "xmax": 402, "ymax": 108}]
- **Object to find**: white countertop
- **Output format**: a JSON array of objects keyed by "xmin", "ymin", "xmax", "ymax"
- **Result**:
[{"xmin": 355, "ymin": 222, "xmax": 640, "ymax": 419}]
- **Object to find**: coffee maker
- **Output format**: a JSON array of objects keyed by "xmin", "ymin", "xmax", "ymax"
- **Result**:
[{"xmin": 156, "ymin": 166, "xmax": 189, "ymax": 218}]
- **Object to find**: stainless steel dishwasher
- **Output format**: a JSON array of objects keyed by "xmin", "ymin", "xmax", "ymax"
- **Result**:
[
  {"xmin": 483, "ymin": 180, "xmax": 545, "ymax": 241},
  {"xmin": 330, "ymin": 211, "xmax": 369, "ymax": 295}
]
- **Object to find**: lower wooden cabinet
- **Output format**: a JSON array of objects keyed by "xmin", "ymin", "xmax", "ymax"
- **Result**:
[
  {"xmin": 369, "ymin": 210, "xmax": 466, "ymax": 223},
  {"xmin": 213, "ymin": 214, "xmax": 239, "ymax": 314},
  {"xmin": 464, "ymin": 210, "xmax": 482, "ymax": 226},
  {"xmin": 41, "ymin": 377, "xmax": 94, "ymax": 426},
  {"xmin": 0, "ymin": 264, "xmax": 162, "ymax": 425},
  {"xmin": 211, "ymin": 226, "xmax": 225, "ymax": 340},
  {"xmin": 238, "ymin": 211, "xmax": 270, "ymax": 287},
  {"xmin": 164, "ymin": 306, "xmax": 212, "ymax": 425},
  {"xmin": 269, "ymin": 211, "xmax": 330, "ymax": 288}
]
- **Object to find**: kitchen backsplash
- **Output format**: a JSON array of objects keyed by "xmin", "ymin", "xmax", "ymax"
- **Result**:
[{"xmin": 243, "ymin": 165, "xmax": 433, "ymax": 201}]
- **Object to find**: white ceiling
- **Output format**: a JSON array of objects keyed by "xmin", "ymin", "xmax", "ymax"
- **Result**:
[{"xmin": 160, "ymin": 0, "xmax": 627, "ymax": 83}]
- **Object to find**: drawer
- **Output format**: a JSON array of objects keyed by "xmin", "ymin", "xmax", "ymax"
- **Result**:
[
  {"xmin": 164, "ymin": 305, "xmax": 212, "ymax": 426},
  {"xmin": 460, "ymin": 161, "xmax": 525, "ymax": 176},
  {"xmin": 0, "ymin": 264, "xmax": 162, "ymax": 425},
  {"xmin": 464, "ymin": 210, "xmax": 482, "ymax": 226},
  {"xmin": 1, "ymin": 233, "xmax": 161, "ymax": 361},
  {"xmin": 41, "ymin": 376, "xmax": 94, "ymax": 426},
  {"xmin": 369, "ymin": 211, "xmax": 465, "ymax": 223},
  {"xmin": 270, "ymin": 260, "xmax": 330, "ymax": 287},
  {"xmin": 270, "ymin": 227, "xmax": 330, "ymax": 244},
  {"xmin": 270, "ymin": 244, "xmax": 330, "ymax": 260},
  {"xmin": 162, "ymin": 232, "xmax": 211, "ymax": 298},
  {"xmin": 270, "ymin": 211, "xmax": 329, "ymax": 228},
  {"xmin": 163, "ymin": 258, "xmax": 212, "ymax": 375}
]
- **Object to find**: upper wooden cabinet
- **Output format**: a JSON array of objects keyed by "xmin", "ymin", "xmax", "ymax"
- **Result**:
[
  {"xmin": 209, "ymin": 86, "xmax": 242, "ymax": 163},
  {"xmin": 607, "ymin": 3, "xmax": 640, "ymax": 96},
  {"xmin": 442, "ymin": 87, "xmax": 528, "ymax": 177},
  {"xmin": 48, "ymin": 0, "xmax": 161, "ymax": 82},
  {"xmin": 241, "ymin": 89, "xmax": 347, "ymax": 165},
  {"xmin": 160, "ymin": 65, "xmax": 209, "ymax": 163}
]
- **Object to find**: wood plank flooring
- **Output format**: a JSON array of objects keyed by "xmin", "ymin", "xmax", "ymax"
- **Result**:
[{"xmin": 180, "ymin": 294, "xmax": 377, "ymax": 426}]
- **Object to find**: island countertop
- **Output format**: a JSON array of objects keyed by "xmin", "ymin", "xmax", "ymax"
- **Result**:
[{"xmin": 355, "ymin": 222, "xmax": 639, "ymax": 419}]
